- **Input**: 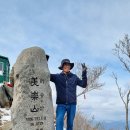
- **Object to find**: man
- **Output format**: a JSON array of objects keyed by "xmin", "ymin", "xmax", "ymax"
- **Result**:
[{"xmin": 50, "ymin": 59, "xmax": 87, "ymax": 130}]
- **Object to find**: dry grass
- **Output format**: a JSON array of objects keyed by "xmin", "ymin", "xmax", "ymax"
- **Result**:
[
  {"xmin": 73, "ymin": 111, "xmax": 97, "ymax": 130},
  {"xmin": 63, "ymin": 110, "xmax": 98, "ymax": 130}
]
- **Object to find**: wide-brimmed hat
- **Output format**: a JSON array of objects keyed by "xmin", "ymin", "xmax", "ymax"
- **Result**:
[{"xmin": 58, "ymin": 59, "xmax": 74, "ymax": 70}]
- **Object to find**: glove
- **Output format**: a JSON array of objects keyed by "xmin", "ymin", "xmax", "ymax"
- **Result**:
[{"xmin": 81, "ymin": 63, "xmax": 87, "ymax": 72}]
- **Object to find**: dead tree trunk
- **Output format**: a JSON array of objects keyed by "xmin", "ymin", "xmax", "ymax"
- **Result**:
[
  {"xmin": 113, "ymin": 73, "xmax": 129, "ymax": 130},
  {"xmin": 126, "ymin": 90, "xmax": 130, "ymax": 130}
]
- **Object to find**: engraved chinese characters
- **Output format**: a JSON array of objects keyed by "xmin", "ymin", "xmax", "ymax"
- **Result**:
[{"xmin": 11, "ymin": 47, "xmax": 54, "ymax": 130}]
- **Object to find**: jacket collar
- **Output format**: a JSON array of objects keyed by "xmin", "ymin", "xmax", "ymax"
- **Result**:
[{"xmin": 60, "ymin": 71, "xmax": 73, "ymax": 77}]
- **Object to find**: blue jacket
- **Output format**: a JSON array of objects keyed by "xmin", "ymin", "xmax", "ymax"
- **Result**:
[{"xmin": 50, "ymin": 70, "xmax": 87, "ymax": 104}]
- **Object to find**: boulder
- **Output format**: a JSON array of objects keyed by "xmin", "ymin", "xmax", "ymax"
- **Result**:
[{"xmin": 11, "ymin": 47, "xmax": 54, "ymax": 130}]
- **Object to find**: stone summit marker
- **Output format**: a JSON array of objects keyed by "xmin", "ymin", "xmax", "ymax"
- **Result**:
[{"xmin": 11, "ymin": 47, "xmax": 54, "ymax": 130}]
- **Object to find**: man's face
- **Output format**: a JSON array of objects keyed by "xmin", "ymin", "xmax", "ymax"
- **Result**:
[{"xmin": 63, "ymin": 63, "xmax": 71, "ymax": 73}]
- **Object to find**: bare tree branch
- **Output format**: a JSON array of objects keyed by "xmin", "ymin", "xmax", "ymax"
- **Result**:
[
  {"xmin": 113, "ymin": 34, "xmax": 130, "ymax": 73},
  {"xmin": 112, "ymin": 73, "xmax": 126, "ymax": 107},
  {"xmin": 74, "ymin": 63, "xmax": 106, "ymax": 97},
  {"xmin": 113, "ymin": 34, "xmax": 130, "ymax": 130}
]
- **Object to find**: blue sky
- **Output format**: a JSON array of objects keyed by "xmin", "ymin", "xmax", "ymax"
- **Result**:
[{"xmin": 0, "ymin": 0, "xmax": 130, "ymax": 122}]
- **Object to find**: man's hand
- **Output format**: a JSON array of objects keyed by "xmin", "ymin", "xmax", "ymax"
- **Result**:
[{"xmin": 81, "ymin": 63, "xmax": 87, "ymax": 72}]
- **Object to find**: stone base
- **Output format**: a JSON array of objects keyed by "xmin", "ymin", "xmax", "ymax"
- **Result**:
[{"xmin": 0, "ymin": 121, "xmax": 12, "ymax": 130}]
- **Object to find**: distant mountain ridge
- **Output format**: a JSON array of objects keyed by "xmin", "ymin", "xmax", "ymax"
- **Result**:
[{"xmin": 103, "ymin": 121, "xmax": 130, "ymax": 130}]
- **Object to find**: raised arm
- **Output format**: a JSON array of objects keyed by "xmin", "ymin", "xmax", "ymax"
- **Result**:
[{"xmin": 77, "ymin": 63, "xmax": 87, "ymax": 88}]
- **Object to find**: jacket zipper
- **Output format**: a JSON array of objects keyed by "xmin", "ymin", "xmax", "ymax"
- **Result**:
[{"xmin": 65, "ymin": 75, "xmax": 68, "ymax": 104}]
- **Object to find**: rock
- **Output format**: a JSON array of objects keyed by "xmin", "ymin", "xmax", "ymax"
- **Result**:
[
  {"xmin": 11, "ymin": 47, "xmax": 54, "ymax": 130},
  {"xmin": 0, "ymin": 121, "xmax": 12, "ymax": 130},
  {"xmin": 0, "ymin": 86, "xmax": 12, "ymax": 108},
  {"xmin": 0, "ymin": 108, "xmax": 12, "ymax": 130}
]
